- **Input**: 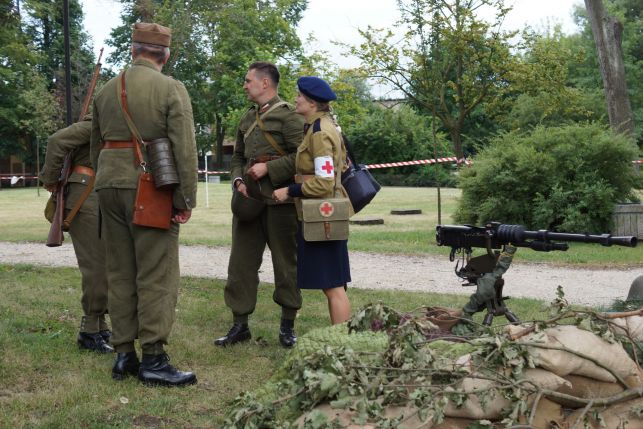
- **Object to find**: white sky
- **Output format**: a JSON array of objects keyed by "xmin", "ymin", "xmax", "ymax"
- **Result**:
[{"xmin": 81, "ymin": 0, "xmax": 584, "ymax": 87}]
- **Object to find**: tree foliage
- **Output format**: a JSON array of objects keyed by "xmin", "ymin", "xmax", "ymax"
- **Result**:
[
  {"xmin": 455, "ymin": 123, "xmax": 640, "ymax": 232},
  {"xmin": 346, "ymin": 105, "xmax": 455, "ymax": 187},
  {"xmin": 107, "ymin": 0, "xmax": 307, "ymax": 164},
  {"xmin": 347, "ymin": 0, "xmax": 517, "ymax": 159},
  {"xmin": 0, "ymin": 0, "xmax": 59, "ymax": 161}
]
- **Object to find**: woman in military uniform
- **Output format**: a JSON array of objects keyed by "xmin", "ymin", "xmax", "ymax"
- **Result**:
[{"xmin": 273, "ymin": 76, "xmax": 352, "ymax": 324}]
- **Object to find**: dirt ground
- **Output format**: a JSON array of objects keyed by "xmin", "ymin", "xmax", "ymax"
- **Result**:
[{"xmin": 1, "ymin": 241, "xmax": 640, "ymax": 307}]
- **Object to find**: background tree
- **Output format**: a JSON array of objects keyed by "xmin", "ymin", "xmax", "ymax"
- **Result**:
[
  {"xmin": 21, "ymin": 0, "xmax": 96, "ymax": 120},
  {"xmin": 347, "ymin": 0, "xmax": 517, "ymax": 159},
  {"xmin": 346, "ymin": 105, "xmax": 454, "ymax": 187},
  {"xmin": 107, "ymin": 0, "xmax": 307, "ymax": 165},
  {"xmin": 455, "ymin": 123, "xmax": 639, "ymax": 232},
  {"xmin": 0, "ymin": 0, "xmax": 59, "ymax": 164},
  {"xmin": 584, "ymin": 0, "xmax": 635, "ymax": 137}
]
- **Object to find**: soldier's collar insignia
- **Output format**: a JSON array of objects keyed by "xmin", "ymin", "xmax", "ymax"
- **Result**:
[{"xmin": 259, "ymin": 103, "xmax": 270, "ymax": 113}]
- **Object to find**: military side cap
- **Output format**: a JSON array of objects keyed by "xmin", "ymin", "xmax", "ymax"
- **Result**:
[
  {"xmin": 297, "ymin": 76, "xmax": 336, "ymax": 102},
  {"xmin": 132, "ymin": 22, "xmax": 171, "ymax": 47}
]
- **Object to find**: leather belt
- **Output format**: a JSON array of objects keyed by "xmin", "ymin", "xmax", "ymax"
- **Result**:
[
  {"xmin": 294, "ymin": 174, "xmax": 315, "ymax": 184},
  {"xmin": 249, "ymin": 154, "xmax": 281, "ymax": 166},
  {"xmin": 72, "ymin": 165, "xmax": 95, "ymax": 177},
  {"xmin": 103, "ymin": 140, "xmax": 135, "ymax": 149}
]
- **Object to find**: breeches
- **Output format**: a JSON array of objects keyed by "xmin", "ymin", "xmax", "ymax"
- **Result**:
[
  {"xmin": 98, "ymin": 188, "xmax": 180, "ymax": 354},
  {"xmin": 224, "ymin": 203, "xmax": 301, "ymax": 318},
  {"xmin": 66, "ymin": 189, "xmax": 108, "ymax": 332}
]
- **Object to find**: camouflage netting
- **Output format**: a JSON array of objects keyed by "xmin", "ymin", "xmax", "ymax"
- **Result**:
[{"xmin": 223, "ymin": 293, "xmax": 643, "ymax": 429}]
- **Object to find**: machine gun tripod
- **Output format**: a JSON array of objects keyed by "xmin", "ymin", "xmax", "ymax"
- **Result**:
[{"xmin": 436, "ymin": 222, "xmax": 638, "ymax": 325}]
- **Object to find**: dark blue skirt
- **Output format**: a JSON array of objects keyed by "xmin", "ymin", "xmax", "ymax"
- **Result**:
[{"xmin": 296, "ymin": 223, "xmax": 351, "ymax": 289}]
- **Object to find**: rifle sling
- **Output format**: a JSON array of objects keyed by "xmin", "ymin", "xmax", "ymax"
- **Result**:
[{"xmin": 62, "ymin": 173, "xmax": 96, "ymax": 231}]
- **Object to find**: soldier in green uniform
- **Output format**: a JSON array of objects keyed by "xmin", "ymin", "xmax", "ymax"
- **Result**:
[
  {"xmin": 213, "ymin": 62, "xmax": 304, "ymax": 348},
  {"xmin": 41, "ymin": 115, "xmax": 113, "ymax": 354},
  {"xmin": 90, "ymin": 23, "xmax": 198, "ymax": 387}
]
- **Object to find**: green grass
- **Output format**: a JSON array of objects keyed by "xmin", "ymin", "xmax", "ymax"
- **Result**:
[
  {"xmin": 0, "ymin": 264, "xmax": 548, "ymax": 428},
  {"xmin": 1, "ymin": 184, "xmax": 641, "ymax": 266}
]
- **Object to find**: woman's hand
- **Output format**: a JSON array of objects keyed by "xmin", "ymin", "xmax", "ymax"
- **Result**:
[{"xmin": 272, "ymin": 187, "xmax": 290, "ymax": 203}]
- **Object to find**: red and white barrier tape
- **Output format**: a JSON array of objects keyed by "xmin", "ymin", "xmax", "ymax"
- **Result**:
[
  {"xmin": 365, "ymin": 157, "xmax": 471, "ymax": 169},
  {"xmin": 197, "ymin": 158, "xmax": 641, "ymax": 175}
]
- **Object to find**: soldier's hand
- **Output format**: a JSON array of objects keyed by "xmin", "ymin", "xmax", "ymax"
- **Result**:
[
  {"xmin": 172, "ymin": 209, "xmax": 192, "ymax": 224},
  {"xmin": 247, "ymin": 162, "xmax": 268, "ymax": 181},
  {"xmin": 237, "ymin": 182, "xmax": 249, "ymax": 197},
  {"xmin": 44, "ymin": 183, "xmax": 57, "ymax": 193},
  {"xmin": 272, "ymin": 187, "xmax": 289, "ymax": 203}
]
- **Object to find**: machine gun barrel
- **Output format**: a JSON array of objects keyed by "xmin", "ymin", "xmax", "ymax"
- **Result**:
[
  {"xmin": 494, "ymin": 224, "xmax": 637, "ymax": 248},
  {"xmin": 436, "ymin": 223, "xmax": 637, "ymax": 252}
]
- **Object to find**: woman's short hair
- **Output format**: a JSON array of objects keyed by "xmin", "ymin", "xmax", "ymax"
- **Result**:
[
  {"xmin": 301, "ymin": 93, "xmax": 331, "ymax": 112},
  {"xmin": 248, "ymin": 61, "xmax": 280, "ymax": 87},
  {"xmin": 132, "ymin": 42, "xmax": 170, "ymax": 64}
]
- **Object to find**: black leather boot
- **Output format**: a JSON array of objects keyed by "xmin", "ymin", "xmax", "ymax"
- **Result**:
[
  {"xmin": 138, "ymin": 354, "xmax": 197, "ymax": 387},
  {"xmin": 278, "ymin": 319, "xmax": 297, "ymax": 348},
  {"xmin": 77, "ymin": 332, "xmax": 114, "ymax": 353},
  {"xmin": 213, "ymin": 323, "xmax": 251, "ymax": 346},
  {"xmin": 99, "ymin": 330, "xmax": 112, "ymax": 342},
  {"xmin": 112, "ymin": 352, "xmax": 140, "ymax": 380}
]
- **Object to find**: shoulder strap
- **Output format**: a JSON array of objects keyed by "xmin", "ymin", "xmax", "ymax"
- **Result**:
[
  {"xmin": 116, "ymin": 70, "xmax": 146, "ymax": 168},
  {"xmin": 255, "ymin": 109, "xmax": 287, "ymax": 156},
  {"xmin": 242, "ymin": 101, "xmax": 288, "ymax": 141}
]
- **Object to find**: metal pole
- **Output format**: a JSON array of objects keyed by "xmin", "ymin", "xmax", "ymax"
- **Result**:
[
  {"xmin": 204, "ymin": 152, "xmax": 209, "ymax": 208},
  {"xmin": 62, "ymin": 0, "xmax": 72, "ymax": 126},
  {"xmin": 432, "ymin": 111, "xmax": 441, "ymax": 225},
  {"xmin": 36, "ymin": 140, "xmax": 40, "ymax": 197}
]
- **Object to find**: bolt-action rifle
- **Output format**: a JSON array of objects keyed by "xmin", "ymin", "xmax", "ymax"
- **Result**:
[
  {"xmin": 46, "ymin": 48, "xmax": 103, "ymax": 247},
  {"xmin": 435, "ymin": 222, "xmax": 638, "ymax": 325}
]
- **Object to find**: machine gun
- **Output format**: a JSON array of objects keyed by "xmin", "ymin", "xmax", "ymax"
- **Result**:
[{"xmin": 435, "ymin": 222, "xmax": 638, "ymax": 325}]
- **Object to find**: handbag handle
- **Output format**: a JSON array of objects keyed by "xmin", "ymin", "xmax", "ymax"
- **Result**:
[{"xmin": 341, "ymin": 134, "xmax": 360, "ymax": 168}]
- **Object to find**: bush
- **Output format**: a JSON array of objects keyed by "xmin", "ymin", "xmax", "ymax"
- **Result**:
[
  {"xmin": 345, "ymin": 105, "xmax": 457, "ymax": 187},
  {"xmin": 455, "ymin": 123, "xmax": 640, "ymax": 232}
]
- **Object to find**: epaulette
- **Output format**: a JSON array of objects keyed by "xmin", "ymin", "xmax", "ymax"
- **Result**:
[{"xmin": 312, "ymin": 118, "xmax": 322, "ymax": 133}]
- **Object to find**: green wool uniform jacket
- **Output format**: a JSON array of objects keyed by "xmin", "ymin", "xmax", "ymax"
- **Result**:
[
  {"xmin": 231, "ymin": 96, "xmax": 305, "ymax": 202},
  {"xmin": 90, "ymin": 58, "xmax": 198, "ymax": 210},
  {"xmin": 40, "ymin": 117, "xmax": 95, "ymax": 210}
]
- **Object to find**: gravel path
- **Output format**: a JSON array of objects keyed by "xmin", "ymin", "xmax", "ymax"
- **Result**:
[
  {"xmin": 0, "ymin": 242, "xmax": 643, "ymax": 305},
  {"xmin": 0, "ymin": 241, "xmax": 640, "ymax": 307}
]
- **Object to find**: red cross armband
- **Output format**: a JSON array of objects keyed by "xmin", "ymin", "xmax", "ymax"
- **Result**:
[{"xmin": 314, "ymin": 156, "xmax": 334, "ymax": 178}]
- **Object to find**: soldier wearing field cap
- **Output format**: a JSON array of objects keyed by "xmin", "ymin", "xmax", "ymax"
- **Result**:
[
  {"xmin": 90, "ymin": 22, "xmax": 198, "ymax": 387},
  {"xmin": 213, "ymin": 62, "xmax": 304, "ymax": 348},
  {"xmin": 273, "ymin": 76, "xmax": 352, "ymax": 325},
  {"xmin": 41, "ymin": 115, "xmax": 113, "ymax": 354}
]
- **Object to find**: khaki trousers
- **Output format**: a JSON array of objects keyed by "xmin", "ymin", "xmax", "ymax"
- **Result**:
[
  {"xmin": 98, "ymin": 188, "xmax": 180, "ymax": 355},
  {"xmin": 66, "ymin": 185, "xmax": 108, "ymax": 333},
  {"xmin": 225, "ymin": 203, "xmax": 301, "ymax": 323}
]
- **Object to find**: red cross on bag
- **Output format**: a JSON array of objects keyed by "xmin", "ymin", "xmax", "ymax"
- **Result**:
[{"xmin": 319, "ymin": 200, "xmax": 335, "ymax": 217}]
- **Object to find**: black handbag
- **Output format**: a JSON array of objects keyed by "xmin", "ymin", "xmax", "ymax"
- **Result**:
[{"xmin": 341, "ymin": 135, "xmax": 381, "ymax": 214}]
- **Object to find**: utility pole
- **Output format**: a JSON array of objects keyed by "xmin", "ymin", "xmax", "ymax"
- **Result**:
[{"xmin": 63, "ymin": 0, "xmax": 72, "ymax": 126}]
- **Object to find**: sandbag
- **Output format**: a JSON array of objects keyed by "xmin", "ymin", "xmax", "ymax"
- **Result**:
[
  {"xmin": 563, "ymin": 398, "xmax": 643, "ymax": 429},
  {"xmin": 510, "ymin": 325, "xmax": 640, "ymax": 383},
  {"xmin": 552, "ymin": 374, "xmax": 625, "ymax": 407},
  {"xmin": 443, "ymin": 368, "xmax": 570, "ymax": 420},
  {"xmin": 517, "ymin": 397, "xmax": 564, "ymax": 429},
  {"xmin": 609, "ymin": 316, "xmax": 643, "ymax": 342}
]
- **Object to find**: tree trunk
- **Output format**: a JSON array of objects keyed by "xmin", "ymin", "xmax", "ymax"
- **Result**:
[
  {"xmin": 584, "ymin": 0, "xmax": 635, "ymax": 137},
  {"xmin": 449, "ymin": 129, "xmax": 464, "ymax": 160}
]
